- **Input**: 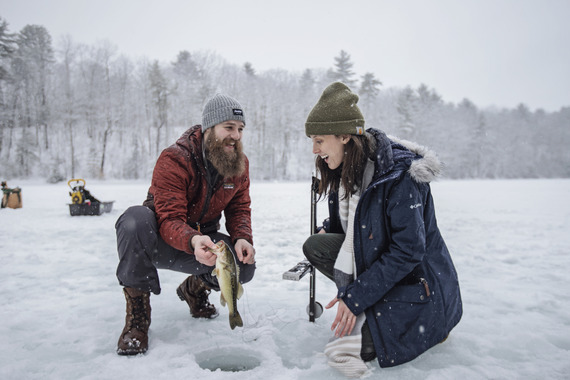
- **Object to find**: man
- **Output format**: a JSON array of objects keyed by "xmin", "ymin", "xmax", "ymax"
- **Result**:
[{"xmin": 115, "ymin": 93, "xmax": 256, "ymax": 355}]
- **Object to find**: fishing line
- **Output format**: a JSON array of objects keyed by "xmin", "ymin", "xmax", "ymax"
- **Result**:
[{"xmin": 237, "ymin": 285, "xmax": 318, "ymax": 343}]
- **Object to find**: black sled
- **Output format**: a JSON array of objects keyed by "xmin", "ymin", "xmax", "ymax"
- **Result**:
[{"xmin": 67, "ymin": 178, "xmax": 114, "ymax": 216}]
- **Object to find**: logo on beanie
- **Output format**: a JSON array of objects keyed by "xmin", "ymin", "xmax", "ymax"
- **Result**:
[
  {"xmin": 356, "ymin": 126, "xmax": 364, "ymax": 135},
  {"xmin": 232, "ymin": 109, "xmax": 243, "ymax": 116}
]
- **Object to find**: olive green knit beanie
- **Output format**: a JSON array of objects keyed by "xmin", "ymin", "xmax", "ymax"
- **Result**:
[{"xmin": 305, "ymin": 82, "xmax": 365, "ymax": 136}]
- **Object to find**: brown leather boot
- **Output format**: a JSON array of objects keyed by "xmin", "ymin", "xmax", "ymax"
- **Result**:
[
  {"xmin": 177, "ymin": 275, "xmax": 219, "ymax": 319},
  {"xmin": 117, "ymin": 288, "xmax": 151, "ymax": 355}
]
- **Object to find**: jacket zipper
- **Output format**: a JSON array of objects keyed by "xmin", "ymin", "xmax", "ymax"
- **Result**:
[{"xmin": 420, "ymin": 278, "xmax": 431, "ymax": 297}]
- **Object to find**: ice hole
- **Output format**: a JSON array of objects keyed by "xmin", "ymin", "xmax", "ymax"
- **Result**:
[{"xmin": 196, "ymin": 347, "xmax": 261, "ymax": 372}]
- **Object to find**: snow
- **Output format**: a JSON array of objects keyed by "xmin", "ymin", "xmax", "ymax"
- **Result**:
[{"xmin": 1, "ymin": 179, "xmax": 569, "ymax": 379}]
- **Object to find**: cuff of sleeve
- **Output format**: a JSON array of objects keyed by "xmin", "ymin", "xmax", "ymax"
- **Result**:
[
  {"xmin": 233, "ymin": 236, "xmax": 253, "ymax": 246},
  {"xmin": 333, "ymin": 268, "xmax": 353, "ymax": 289},
  {"xmin": 337, "ymin": 285, "xmax": 364, "ymax": 315},
  {"xmin": 187, "ymin": 231, "xmax": 201, "ymax": 254}
]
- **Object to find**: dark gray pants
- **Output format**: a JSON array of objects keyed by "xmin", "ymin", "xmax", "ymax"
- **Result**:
[
  {"xmin": 115, "ymin": 205, "xmax": 256, "ymax": 295},
  {"xmin": 304, "ymin": 232, "xmax": 373, "ymax": 351},
  {"xmin": 302, "ymin": 233, "xmax": 345, "ymax": 283}
]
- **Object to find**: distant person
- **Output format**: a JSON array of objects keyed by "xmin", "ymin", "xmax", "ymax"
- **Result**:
[
  {"xmin": 302, "ymin": 82, "xmax": 462, "ymax": 376},
  {"xmin": 114, "ymin": 93, "xmax": 256, "ymax": 355}
]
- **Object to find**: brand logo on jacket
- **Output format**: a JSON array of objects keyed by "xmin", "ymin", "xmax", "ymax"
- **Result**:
[{"xmin": 224, "ymin": 183, "xmax": 235, "ymax": 190}]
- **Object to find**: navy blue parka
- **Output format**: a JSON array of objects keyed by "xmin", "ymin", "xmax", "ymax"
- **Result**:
[{"xmin": 323, "ymin": 128, "xmax": 462, "ymax": 367}]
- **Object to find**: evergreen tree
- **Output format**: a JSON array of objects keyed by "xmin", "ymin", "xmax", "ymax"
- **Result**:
[
  {"xmin": 171, "ymin": 50, "xmax": 201, "ymax": 127},
  {"xmin": 12, "ymin": 24, "xmax": 54, "ymax": 171},
  {"xmin": 359, "ymin": 72, "xmax": 382, "ymax": 116},
  {"xmin": 459, "ymin": 99, "xmax": 486, "ymax": 178},
  {"xmin": 331, "ymin": 50, "xmax": 356, "ymax": 86},
  {"xmin": 0, "ymin": 17, "xmax": 16, "ymax": 157},
  {"xmin": 299, "ymin": 69, "xmax": 315, "ymax": 95},
  {"xmin": 396, "ymin": 86, "xmax": 417, "ymax": 139},
  {"xmin": 244, "ymin": 62, "xmax": 256, "ymax": 77},
  {"xmin": 0, "ymin": 17, "xmax": 16, "ymax": 82},
  {"xmin": 414, "ymin": 84, "xmax": 443, "ymax": 143}
]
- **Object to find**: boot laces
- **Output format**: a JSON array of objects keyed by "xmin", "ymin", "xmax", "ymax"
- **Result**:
[
  {"xmin": 197, "ymin": 288, "xmax": 213, "ymax": 309},
  {"xmin": 128, "ymin": 295, "xmax": 148, "ymax": 330}
]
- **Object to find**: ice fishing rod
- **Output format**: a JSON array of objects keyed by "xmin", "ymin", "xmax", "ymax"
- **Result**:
[{"xmin": 282, "ymin": 175, "xmax": 323, "ymax": 322}]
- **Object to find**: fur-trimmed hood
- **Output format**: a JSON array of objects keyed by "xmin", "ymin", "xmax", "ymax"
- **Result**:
[{"xmin": 367, "ymin": 128, "xmax": 442, "ymax": 185}]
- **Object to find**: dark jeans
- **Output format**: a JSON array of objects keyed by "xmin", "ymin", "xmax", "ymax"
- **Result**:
[
  {"xmin": 302, "ymin": 233, "xmax": 345, "ymax": 283},
  {"xmin": 115, "ymin": 205, "xmax": 256, "ymax": 295}
]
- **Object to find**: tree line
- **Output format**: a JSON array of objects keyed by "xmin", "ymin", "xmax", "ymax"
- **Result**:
[{"xmin": 0, "ymin": 17, "xmax": 568, "ymax": 182}]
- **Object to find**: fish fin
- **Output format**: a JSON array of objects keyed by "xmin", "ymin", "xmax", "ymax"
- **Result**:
[
  {"xmin": 229, "ymin": 310, "xmax": 243, "ymax": 330},
  {"xmin": 212, "ymin": 268, "xmax": 218, "ymax": 277},
  {"xmin": 237, "ymin": 283, "xmax": 244, "ymax": 299},
  {"xmin": 220, "ymin": 293, "xmax": 226, "ymax": 307}
]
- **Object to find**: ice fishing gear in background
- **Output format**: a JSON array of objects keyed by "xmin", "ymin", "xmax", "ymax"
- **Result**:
[
  {"xmin": 1, "ymin": 181, "xmax": 22, "ymax": 209},
  {"xmin": 67, "ymin": 178, "xmax": 114, "ymax": 216},
  {"xmin": 282, "ymin": 176, "xmax": 323, "ymax": 322}
]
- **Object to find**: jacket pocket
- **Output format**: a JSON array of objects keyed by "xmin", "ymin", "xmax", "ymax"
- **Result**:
[
  {"xmin": 373, "ymin": 281, "xmax": 443, "ymax": 367},
  {"xmin": 382, "ymin": 280, "xmax": 430, "ymax": 303}
]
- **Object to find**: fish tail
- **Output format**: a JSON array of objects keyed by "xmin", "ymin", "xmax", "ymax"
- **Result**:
[{"xmin": 229, "ymin": 311, "xmax": 243, "ymax": 330}]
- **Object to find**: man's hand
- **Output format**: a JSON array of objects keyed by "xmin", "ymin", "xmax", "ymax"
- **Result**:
[
  {"xmin": 191, "ymin": 235, "xmax": 217, "ymax": 266},
  {"xmin": 326, "ymin": 297, "xmax": 357, "ymax": 338},
  {"xmin": 234, "ymin": 239, "xmax": 256, "ymax": 264}
]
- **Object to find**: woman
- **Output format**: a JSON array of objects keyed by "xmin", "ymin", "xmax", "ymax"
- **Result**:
[{"xmin": 303, "ymin": 82, "xmax": 462, "ymax": 373}]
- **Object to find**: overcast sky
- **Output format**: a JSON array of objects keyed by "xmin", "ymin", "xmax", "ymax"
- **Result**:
[{"xmin": 2, "ymin": 0, "xmax": 569, "ymax": 111}]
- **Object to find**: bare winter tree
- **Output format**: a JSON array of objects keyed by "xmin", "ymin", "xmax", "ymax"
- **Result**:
[
  {"xmin": 149, "ymin": 60, "xmax": 169, "ymax": 156},
  {"xmin": 0, "ymin": 17, "xmax": 569, "ymax": 181}
]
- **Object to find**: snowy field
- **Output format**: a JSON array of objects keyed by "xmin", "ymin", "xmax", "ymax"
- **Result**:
[{"xmin": 1, "ymin": 178, "xmax": 569, "ymax": 380}]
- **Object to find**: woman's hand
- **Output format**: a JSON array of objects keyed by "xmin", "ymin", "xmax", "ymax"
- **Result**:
[{"xmin": 326, "ymin": 297, "xmax": 357, "ymax": 338}]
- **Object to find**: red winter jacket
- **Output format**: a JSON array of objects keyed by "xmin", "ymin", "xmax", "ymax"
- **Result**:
[{"xmin": 143, "ymin": 125, "xmax": 253, "ymax": 253}]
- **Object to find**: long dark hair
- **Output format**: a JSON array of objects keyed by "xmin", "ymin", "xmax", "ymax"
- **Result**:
[{"xmin": 315, "ymin": 134, "xmax": 374, "ymax": 200}]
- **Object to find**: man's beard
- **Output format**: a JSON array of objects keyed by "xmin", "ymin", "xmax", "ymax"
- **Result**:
[{"xmin": 205, "ymin": 131, "xmax": 246, "ymax": 178}]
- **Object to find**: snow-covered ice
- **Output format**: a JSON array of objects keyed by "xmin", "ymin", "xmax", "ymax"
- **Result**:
[{"xmin": 1, "ymin": 179, "xmax": 569, "ymax": 379}]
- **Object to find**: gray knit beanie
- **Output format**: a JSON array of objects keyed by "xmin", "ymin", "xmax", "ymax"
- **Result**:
[
  {"xmin": 202, "ymin": 94, "xmax": 245, "ymax": 132},
  {"xmin": 305, "ymin": 82, "xmax": 365, "ymax": 136}
]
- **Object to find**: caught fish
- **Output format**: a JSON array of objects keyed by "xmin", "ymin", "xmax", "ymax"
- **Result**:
[{"xmin": 209, "ymin": 240, "xmax": 244, "ymax": 329}]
